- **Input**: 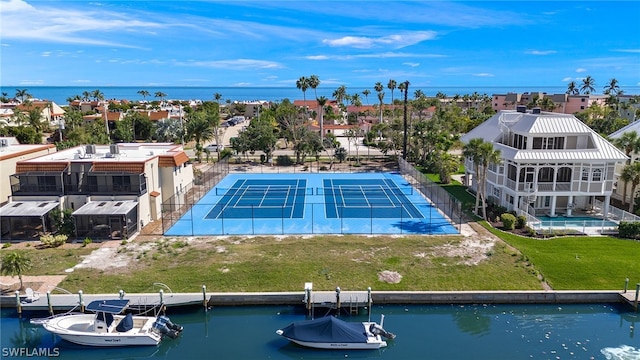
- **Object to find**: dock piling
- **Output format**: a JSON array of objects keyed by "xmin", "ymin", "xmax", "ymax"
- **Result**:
[
  {"xmin": 624, "ymin": 278, "xmax": 629, "ymax": 293},
  {"xmin": 367, "ymin": 287, "xmax": 372, "ymax": 322},
  {"xmin": 202, "ymin": 285, "xmax": 207, "ymax": 311},
  {"xmin": 47, "ymin": 291, "xmax": 53, "ymax": 315},
  {"xmin": 78, "ymin": 290, "xmax": 84, "ymax": 312},
  {"xmin": 635, "ymin": 283, "xmax": 639, "ymax": 312},
  {"xmin": 336, "ymin": 287, "xmax": 341, "ymax": 315},
  {"xmin": 119, "ymin": 289, "xmax": 125, "ymax": 299},
  {"xmin": 15, "ymin": 291, "xmax": 21, "ymax": 317}
]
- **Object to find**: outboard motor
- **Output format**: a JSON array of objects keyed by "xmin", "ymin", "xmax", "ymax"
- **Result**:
[
  {"xmin": 369, "ymin": 323, "xmax": 396, "ymax": 340},
  {"xmin": 157, "ymin": 315, "xmax": 183, "ymax": 332},
  {"xmin": 152, "ymin": 316, "xmax": 182, "ymax": 339}
]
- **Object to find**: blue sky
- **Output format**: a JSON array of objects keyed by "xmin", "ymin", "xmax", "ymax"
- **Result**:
[{"xmin": 1, "ymin": 0, "xmax": 639, "ymax": 90}]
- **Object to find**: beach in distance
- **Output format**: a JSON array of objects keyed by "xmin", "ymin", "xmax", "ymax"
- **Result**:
[{"xmin": 4, "ymin": 85, "xmax": 640, "ymax": 105}]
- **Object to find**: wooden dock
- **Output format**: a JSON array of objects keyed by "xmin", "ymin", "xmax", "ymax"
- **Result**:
[
  {"xmin": 620, "ymin": 291, "xmax": 639, "ymax": 311},
  {"xmin": 302, "ymin": 284, "xmax": 372, "ymax": 315}
]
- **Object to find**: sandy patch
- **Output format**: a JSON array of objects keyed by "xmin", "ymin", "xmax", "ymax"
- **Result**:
[{"xmin": 378, "ymin": 270, "xmax": 402, "ymax": 284}]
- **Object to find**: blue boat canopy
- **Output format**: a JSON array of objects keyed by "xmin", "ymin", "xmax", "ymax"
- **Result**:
[
  {"xmin": 279, "ymin": 316, "xmax": 367, "ymax": 343},
  {"xmin": 86, "ymin": 299, "xmax": 130, "ymax": 314}
]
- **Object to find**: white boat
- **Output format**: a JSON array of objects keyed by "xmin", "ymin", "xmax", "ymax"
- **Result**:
[
  {"xmin": 276, "ymin": 315, "xmax": 395, "ymax": 350},
  {"xmin": 33, "ymin": 299, "xmax": 183, "ymax": 347}
]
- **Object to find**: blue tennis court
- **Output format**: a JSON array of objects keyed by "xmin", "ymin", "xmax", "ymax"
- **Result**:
[{"xmin": 165, "ymin": 173, "xmax": 458, "ymax": 236}]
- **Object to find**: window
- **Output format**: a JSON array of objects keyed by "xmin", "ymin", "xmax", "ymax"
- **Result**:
[
  {"xmin": 592, "ymin": 168, "xmax": 602, "ymax": 182},
  {"xmin": 113, "ymin": 176, "xmax": 131, "ymax": 192},
  {"xmin": 538, "ymin": 167, "xmax": 554, "ymax": 182},
  {"xmin": 581, "ymin": 168, "xmax": 589, "ymax": 181},
  {"xmin": 532, "ymin": 137, "xmax": 564, "ymax": 150},
  {"xmin": 513, "ymin": 134, "xmax": 527, "ymax": 149},
  {"xmin": 544, "ymin": 196, "xmax": 551, "ymax": 207},
  {"xmin": 493, "ymin": 187, "xmax": 500, "ymax": 197}
]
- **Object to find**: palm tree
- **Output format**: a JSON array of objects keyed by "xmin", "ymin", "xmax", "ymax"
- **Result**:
[
  {"xmin": 82, "ymin": 91, "xmax": 91, "ymax": 101},
  {"xmin": 387, "ymin": 79, "xmax": 397, "ymax": 104},
  {"xmin": 613, "ymin": 131, "xmax": 640, "ymax": 204},
  {"xmin": 214, "ymin": 93, "xmax": 222, "ymax": 105},
  {"xmin": 477, "ymin": 142, "xmax": 502, "ymax": 220},
  {"xmin": 1, "ymin": 252, "xmax": 32, "ymax": 290},
  {"xmin": 374, "ymin": 82, "xmax": 384, "ymax": 94},
  {"xmin": 350, "ymin": 93, "xmax": 362, "ymax": 124},
  {"xmin": 137, "ymin": 90, "xmax": 150, "ymax": 101},
  {"xmin": 566, "ymin": 81, "xmax": 578, "ymax": 95},
  {"xmin": 362, "ymin": 89, "xmax": 370, "ymax": 105},
  {"xmin": 317, "ymin": 96, "xmax": 328, "ymax": 139},
  {"xmin": 463, "ymin": 138, "xmax": 485, "ymax": 216},
  {"xmin": 604, "ymin": 78, "xmax": 620, "ymax": 95},
  {"xmin": 296, "ymin": 76, "xmax": 310, "ymax": 119},
  {"xmin": 308, "ymin": 75, "xmax": 320, "ymax": 100},
  {"xmin": 91, "ymin": 89, "xmax": 104, "ymax": 101},
  {"xmin": 377, "ymin": 91, "xmax": 385, "ymax": 123},
  {"xmin": 621, "ymin": 162, "xmax": 640, "ymax": 213},
  {"xmin": 154, "ymin": 91, "xmax": 167, "ymax": 103},
  {"xmin": 332, "ymin": 85, "xmax": 348, "ymax": 110},
  {"xmin": 580, "ymin": 76, "xmax": 596, "ymax": 94},
  {"xmin": 15, "ymin": 89, "xmax": 31, "ymax": 102}
]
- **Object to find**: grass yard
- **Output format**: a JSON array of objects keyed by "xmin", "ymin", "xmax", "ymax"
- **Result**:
[
  {"xmin": 54, "ymin": 234, "xmax": 542, "ymax": 294},
  {"xmin": 483, "ymin": 223, "xmax": 640, "ymax": 290}
]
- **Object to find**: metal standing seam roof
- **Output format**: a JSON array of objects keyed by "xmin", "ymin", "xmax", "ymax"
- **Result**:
[
  {"xmin": 72, "ymin": 200, "xmax": 138, "ymax": 216},
  {"xmin": 0, "ymin": 201, "xmax": 59, "ymax": 217},
  {"xmin": 462, "ymin": 111, "xmax": 628, "ymax": 162}
]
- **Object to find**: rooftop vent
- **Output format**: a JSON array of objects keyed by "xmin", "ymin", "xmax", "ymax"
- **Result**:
[
  {"xmin": 516, "ymin": 105, "xmax": 527, "ymax": 113},
  {"xmin": 85, "ymin": 144, "xmax": 96, "ymax": 154},
  {"xmin": 109, "ymin": 144, "xmax": 120, "ymax": 155},
  {"xmin": 0, "ymin": 139, "xmax": 8, "ymax": 147},
  {"xmin": 532, "ymin": 107, "xmax": 541, "ymax": 114}
]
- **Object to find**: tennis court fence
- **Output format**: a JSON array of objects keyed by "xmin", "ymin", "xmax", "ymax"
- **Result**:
[
  {"xmin": 158, "ymin": 157, "xmax": 464, "ymax": 235},
  {"xmin": 211, "ymin": 186, "xmax": 414, "ymax": 196},
  {"xmin": 398, "ymin": 157, "xmax": 466, "ymax": 227}
]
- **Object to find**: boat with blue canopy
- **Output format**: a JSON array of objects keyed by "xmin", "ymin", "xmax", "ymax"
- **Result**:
[
  {"xmin": 276, "ymin": 315, "xmax": 395, "ymax": 349},
  {"xmin": 33, "ymin": 299, "xmax": 183, "ymax": 347}
]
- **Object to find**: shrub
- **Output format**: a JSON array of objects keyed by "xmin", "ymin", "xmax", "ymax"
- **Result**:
[
  {"xmin": 500, "ymin": 213, "xmax": 516, "ymax": 230},
  {"xmin": 618, "ymin": 221, "xmax": 640, "ymax": 239},
  {"xmin": 40, "ymin": 234, "xmax": 68, "ymax": 248},
  {"xmin": 276, "ymin": 155, "xmax": 293, "ymax": 166},
  {"xmin": 82, "ymin": 238, "xmax": 92, "ymax": 247},
  {"xmin": 516, "ymin": 215, "xmax": 527, "ymax": 229}
]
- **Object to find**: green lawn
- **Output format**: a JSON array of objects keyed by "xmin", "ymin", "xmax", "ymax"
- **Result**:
[
  {"xmin": 55, "ymin": 235, "xmax": 543, "ymax": 293},
  {"xmin": 483, "ymin": 223, "xmax": 640, "ymax": 290}
]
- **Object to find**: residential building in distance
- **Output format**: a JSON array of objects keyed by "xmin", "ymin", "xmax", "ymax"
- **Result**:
[
  {"xmin": 0, "ymin": 137, "xmax": 58, "ymax": 204},
  {"xmin": 492, "ymin": 92, "xmax": 608, "ymax": 114},
  {"xmin": 0, "ymin": 143, "xmax": 193, "ymax": 241},
  {"xmin": 460, "ymin": 107, "xmax": 628, "ymax": 220}
]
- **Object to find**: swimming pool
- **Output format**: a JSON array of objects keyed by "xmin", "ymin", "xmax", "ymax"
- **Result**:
[{"xmin": 535, "ymin": 215, "xmax": 618, "ymax": 228}]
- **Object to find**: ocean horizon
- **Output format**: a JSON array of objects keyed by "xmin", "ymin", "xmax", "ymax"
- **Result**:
[{"xmin": 2, "ymin": 85, "xmax": 639, "ymax": 105}]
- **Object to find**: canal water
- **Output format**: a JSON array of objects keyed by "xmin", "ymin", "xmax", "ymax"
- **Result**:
[{"xmin": 1, "ymin": 303, "xmax": 638, "ymax": 359}]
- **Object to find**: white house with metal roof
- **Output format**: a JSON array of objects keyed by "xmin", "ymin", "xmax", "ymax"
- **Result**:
[{"xmin": 460, "ymin": 107, "xmax": 628, "ymax": 219}]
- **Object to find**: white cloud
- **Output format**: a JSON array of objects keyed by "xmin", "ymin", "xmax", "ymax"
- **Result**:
[
  {"xmin": 473, "ymin": 73, "xmax": 494, "ymax": 77},
  {"xmin": 305, "ymin": 55, "xmax": 329, "ymax": 60},
  {"xmin": 182, "ymin": 59, "xmax": 283, "ymax": 70},
  {"xmin": 613, "ymin": 49, "xmax": 640, "ymax": 53},
  {"xmin": 41, "ymin": 51, "xmax": 51, "ymax": 57},
  {"xmin": 576, "ymin": 68, "xmax": 588, "ymax": 73},
  {"xmin": 71, "ymin": 80, "xmax": 91, "ymax": 83},
  {"xmin": 323, "ymin": 31, "xmax": 436, "ymax": 49},
  {"xmin": 525, "ymin": 50, "xmax": 557, "ymax": 55},
  {"xmin": 0, "ymin": 0, "xmax": 163, "ymax": 47},
  {"xmin": 561, "ymin": 77, "xmax": 574, "ymax": 82},
  {"xmin": 403, "ymin": 62, "xmax": 420, "ymax": 67}
]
